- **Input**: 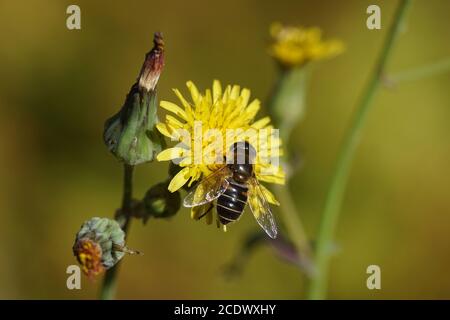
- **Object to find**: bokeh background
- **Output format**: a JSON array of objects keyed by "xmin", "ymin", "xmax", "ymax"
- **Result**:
[{"xmin": 0, "ymin": 0, "xmax": 449, "ymax": 299}]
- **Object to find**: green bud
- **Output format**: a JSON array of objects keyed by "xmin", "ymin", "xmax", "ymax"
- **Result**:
[
  {"xmin": 73, "ymin": 217, "xmax": 126, "ymax": 277},
  {"xmin": 143, "ymin": 182, "xmax": 181, "ymax": 220},
  {"xmin": 103, "ymin": 33, "xmax": 165, "ymax": 165}
]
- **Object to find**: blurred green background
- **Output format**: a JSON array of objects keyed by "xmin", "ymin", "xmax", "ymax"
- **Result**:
[{"xmin": 0, "ymin": 0, "xmax": 449, "ymax": 299}]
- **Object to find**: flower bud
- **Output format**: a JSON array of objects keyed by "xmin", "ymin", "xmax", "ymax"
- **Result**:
[
  {"xmin": 73, "ymin": 217, "xmax": 126, "ymax": 278},
  {"xmin": 143, "ymin": 182, "xmax": 181, "ymax": 220},
  {"xmin": 103, "ymin": 32, "xmax": 165, "ymax": 165}
]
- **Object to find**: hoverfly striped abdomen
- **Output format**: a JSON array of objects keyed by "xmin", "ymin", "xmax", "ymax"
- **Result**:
[
  {"xmin": 216, "ymin": 181, "xmax": 248, "ymax": 225},
  {"xmin": 216, "ymin": 142, "xmax": 255, "ymax": 225}
]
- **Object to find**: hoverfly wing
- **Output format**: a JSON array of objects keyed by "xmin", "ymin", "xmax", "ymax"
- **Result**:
[
  {"xmin": 247, "ymin": 178, "xmax": 278, "ymax": 239},
  {"xmin": 183, "ymin": 166, "xmax": 232, "ymax": 207}
]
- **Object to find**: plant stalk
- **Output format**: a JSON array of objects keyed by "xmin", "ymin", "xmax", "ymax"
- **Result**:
[
  {"xmin": 267, "ymin": 65, "xmax": 314, "ymax": 277},
  {"xmin": 389, "ymin": 57, "xmax": 450, "ymax": 84},
  {"xmin": 307, "ymin": 0, "xmax": 413, "ymax": 299},
  {"xmin": 274, "ymin": 184, "xmax": 314, "ymax": 276},
  {"xmin": 100, "ymin": 164, "xmax": 134, "ymax": 300}
]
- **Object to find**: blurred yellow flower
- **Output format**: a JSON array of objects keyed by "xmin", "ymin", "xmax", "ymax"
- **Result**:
[
  {"xmin": 269, "ymin": 22, "xmax": 344, "ymax": 68},
  {"xmin": 156, "ymin": 80, "xmax": 285, "ymax": 224}
]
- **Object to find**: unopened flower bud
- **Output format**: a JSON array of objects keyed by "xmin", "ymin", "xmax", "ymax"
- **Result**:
[
  {"xmin": 73, "ymin": 217, "xmax": 126, "ymax": 278},
  {"xmin": 103, "ymin": 32, "xmax": 166, "ymax": 165},
  {"xmin": 143, "ymin": 182, "xmax": 181, "ymax": 220}
]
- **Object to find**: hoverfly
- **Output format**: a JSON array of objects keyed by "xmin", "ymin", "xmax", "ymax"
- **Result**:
[{"xmin": 183, "ymin": 141, "xmax": 278, "ymax": 239}]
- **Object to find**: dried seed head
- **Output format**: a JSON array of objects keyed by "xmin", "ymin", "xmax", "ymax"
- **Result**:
[
  {"xmin": 73, "ymin": 217, "xmax": 127, "ymax": 277},
  {"xmin": 73, "ymin": 238, "xmax": 105, "ymax": 279}
]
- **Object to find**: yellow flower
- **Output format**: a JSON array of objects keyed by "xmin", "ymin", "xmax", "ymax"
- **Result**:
[
  {"xmin": 156, "ymin": 80, "xmax": 285, "ymax": 225},
  {"xmin": 269, "ymin": 22, "xmax": 344, "ymax": 68}
]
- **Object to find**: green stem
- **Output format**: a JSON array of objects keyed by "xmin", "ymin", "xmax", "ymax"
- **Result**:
[
  {"xmin": 389, "ymin": 57, "xmax": 450, "ymax": 84},
  {"xmin": 307, "ymin": 0, "xmax": 413, "ymax": 300},
  {"xmin": 267, "ymin": 66, "xmax": 314, "ymax": 276},
  {"xmin": 99, "ymin": 164, "xmax": 134, "ymax": 300},
  {"xmin": 270, "ymin": 66, "xmax": 310, "ymax": 143},
  {"xmin": 274, "ymin": 185, "xmax": 314, "ymax": 276}
]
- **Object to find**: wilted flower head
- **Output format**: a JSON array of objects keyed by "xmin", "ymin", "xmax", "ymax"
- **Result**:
[
  {"xmin": 155, "ymin": 80, "xmax": 285, "ymax": 225},
  {"xmin": 269, "ymin": 22, "xmax": 344, "ymax": 68},
  {"xmin": 138, "ymin": 32, "xmax": 165, "ymax": 92},
  {"xmin": 73, "ymin": 217, "xmax": 131, "ymax": 278}
]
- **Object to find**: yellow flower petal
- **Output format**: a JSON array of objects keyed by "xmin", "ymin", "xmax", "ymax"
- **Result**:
[
  {"xmin": 188, "ymin": 166, "xmax": 202, "ymax": 186},
  {"xmin": 239, "ymin": 88, "xmax": 251, "ymax": 108},
  {"xmin": 156, "ymin": 147, "xmax": 186, "ymax": 161},
  {"xmin": 173, "ymin": 88, "xmax": 191, "ymax": 109},
  {"xmin": 204, "ymin": 89, "xmax": 212, "ymax": 105},
  {"xmin": 258, "ymin": 174, "xmax": 285, "ymax": 185},
  {"xmin": 244, "ymin": 99, "xmax": 261, "ymax": 119},
  {"xmin": 230, "ymin": 85, "xmax": 240, "ymax": 100},
  {"xmin": 191, "ymin": 205, "xmax": 214, "ymax": 225},
  {"xmin": 212, "ymin": 80, "xmax": 222, "ymax": 103},
  {"xmin": 222, "ymin": 85, "xmax": 232, "ymax": 104},
  {"xmin": 179, "ymin": 157, "xmax": 193, "ymax": 167},
  {"xmin": 160, "ymin": 101, "xmax": 187, "ymax": 119},
  {"xmin": 191, "ymin": 207, "xmax": 198, "ymax": 219},
  {"xmin": 166, "ymin": 114, "xmax": 185, "ymax": 128},
  {"xmin": 251, "ymin": 116, "xmax": 271, "ymax": 129},
  {"xmin": 187, "ymin": 81, "xmax": 200, "ymax": 103},
  {"xmin": 260, "ymin": 184, "xmax": 280, "ymax": 206},
  {"xmin": 205, "ymin": 210, "xmax": 213, "ymax": 224},
  {"xmin": 168, "ymin": 167, "xmax": 191, "ymax": 192},
  {"xmin": 156, "ymin": 123, "xmax": 172, "ymax": 138},
  {"xmin": 256, "ymin": 164, "xmax": 286, "ymax": 185}
]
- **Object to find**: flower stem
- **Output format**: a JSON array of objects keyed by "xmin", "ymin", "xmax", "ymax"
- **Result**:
[
  {"xmin": 274, "ymin": 183, "xmax": 311, "ymax": 259},
  {"xmin": 99, "ymin": 164, "xmax": 134, "ymax": 300},
  {"xmin": 389, "ymin": 57, "xmax": 450, "ymax": 84},
  {"xmin": 267, "ymin": 65, "xmax": 314, "ymax": 276},
  {"xmin": 307, "ymin": 0, "xmax": 413, "ymax": 300}
]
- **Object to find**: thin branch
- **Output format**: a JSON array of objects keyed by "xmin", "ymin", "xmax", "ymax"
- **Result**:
[
  {"xmin": 99, "ymin": 164, "xmax": 134, "ymax": 300},
  {"xmin": 387, "ymin": 58, "xmax": 450, "ymax": 85},
  {"xmin": 307, "ymin": 0, "xmax": 413, "ymax": 300}
]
